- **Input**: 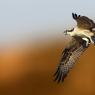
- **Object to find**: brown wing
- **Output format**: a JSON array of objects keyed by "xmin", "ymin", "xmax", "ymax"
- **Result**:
[
  {"xmin": 72, "ymin": 13, "xmax": 95, "ymax": 30},
  {"xmin": 54, "ymin": 36, "xmax": 89, "ymax": 83}
]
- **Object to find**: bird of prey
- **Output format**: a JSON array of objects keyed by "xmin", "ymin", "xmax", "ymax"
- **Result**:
[{"xmin": 54, "ymin": 13, "xmax": 95, "ymax": 83}]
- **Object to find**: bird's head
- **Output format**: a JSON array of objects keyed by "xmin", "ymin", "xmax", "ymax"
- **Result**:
[{"xmin": 64, "ymin": 28, "xmax": 74, "ymax": 36}]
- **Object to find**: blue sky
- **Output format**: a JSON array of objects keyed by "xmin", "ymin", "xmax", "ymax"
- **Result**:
[{"xmin": 0, "ymin": 0, "xmax": 95, "ymax": 45}]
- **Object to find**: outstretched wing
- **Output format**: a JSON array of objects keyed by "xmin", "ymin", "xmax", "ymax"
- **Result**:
[
  {"xmin": 72, "ymin": 13, "xmax": 95, "ymax": 30},
  {"xmin": 54, "ymin": 36, "xmax": 89, "ymax": 83}
]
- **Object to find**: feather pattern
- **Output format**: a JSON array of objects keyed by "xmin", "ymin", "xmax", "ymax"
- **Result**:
[
  {"xmin": 54, "ymin": 36, "xmax": 89, "ymax": 82},
  {"xmin": 72, "ymin": 13, "xmax": 95, "ymax": 30}
]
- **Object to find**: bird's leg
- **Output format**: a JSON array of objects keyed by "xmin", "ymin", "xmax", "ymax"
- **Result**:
[
  {"xmin": 64, "ymin": 28, "xmax": 74, "ymax": 35},
  {"xmin": 91, "ymin": 35, "xmax": 95, "ymax": 45},
  {"xmin": 82, "ymin": 37, "xmax": 91, "ymax": 48}
]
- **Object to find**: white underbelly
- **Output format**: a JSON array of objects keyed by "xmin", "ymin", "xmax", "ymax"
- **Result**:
[
  {"xmin": 75, "ymin": 31, "xmax": 94, "ymax": 44},
  {"xmin": 69, "ymin": 28, "xmax": 94, "ymax": 44}
]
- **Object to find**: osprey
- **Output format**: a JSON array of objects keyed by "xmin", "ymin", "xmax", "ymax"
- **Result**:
[{"xmin": 54, "ymin": 13, "xmax": 95, "ymax": 83}]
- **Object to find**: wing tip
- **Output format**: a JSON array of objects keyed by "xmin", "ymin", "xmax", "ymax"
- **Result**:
[
  {"xmin": 53, "ymin": 67, "xmax": 67, "ymax": 83},
  {"xmin": 72, "ymin": 13, "xmax": 80, "ymax": 20}
]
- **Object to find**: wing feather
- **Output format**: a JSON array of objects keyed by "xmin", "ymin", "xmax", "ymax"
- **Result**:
[{"xmin": 54, "ymin": 37, "xmax": 88, "ymax": 83}]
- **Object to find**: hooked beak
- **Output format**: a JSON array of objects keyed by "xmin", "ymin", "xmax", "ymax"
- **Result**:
[{"xmin": 63, "ymin": 30, "xmax": 67, "ymax": 35}]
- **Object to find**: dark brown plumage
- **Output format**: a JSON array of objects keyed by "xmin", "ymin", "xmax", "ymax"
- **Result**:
[{"xmin": 72, "ymin": 13, "xmax": 95, "ymax": 30}]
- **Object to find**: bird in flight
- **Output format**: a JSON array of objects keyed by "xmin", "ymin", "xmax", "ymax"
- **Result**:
[{"xmin": 54, "ymin": 13, "xmax": 95, "ymax": 83}]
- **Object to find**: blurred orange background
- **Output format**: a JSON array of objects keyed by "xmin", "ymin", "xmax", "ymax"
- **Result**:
[
  {"xmin": 0, "ymin": 37, "xmax": 95, "ymax": 95},
  {"xmin": 1, "ymin": 0, "xmax": 95, "ymax": 94}
]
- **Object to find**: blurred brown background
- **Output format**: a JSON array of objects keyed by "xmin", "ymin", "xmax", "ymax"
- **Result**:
[
  {"xmin": 1, "ymin": 0, "xmax": 95, "ymax": 94},
  {"xmin": 0, "ymin": 38, "xmax": 95, "ymax": 95}
]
